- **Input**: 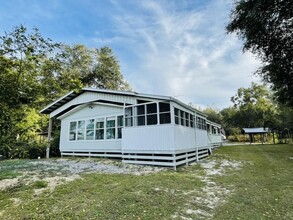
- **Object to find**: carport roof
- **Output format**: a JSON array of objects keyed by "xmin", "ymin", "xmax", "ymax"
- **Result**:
[{"xmin": 243, "ymin": 128, "xmax": 269, "ymax": 134}]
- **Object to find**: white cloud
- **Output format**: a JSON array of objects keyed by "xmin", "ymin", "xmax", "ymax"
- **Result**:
[
  {"xmin": 101, "ymin": 0, "xmax": 262, "ymax": 108},
  {"xmin": 0, "ymin": 0, "xmax": 262, "ymax": 109}
]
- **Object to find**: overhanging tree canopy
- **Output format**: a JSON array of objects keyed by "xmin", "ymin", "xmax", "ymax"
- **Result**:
[{"xmin": 227, "ymin": 0, "xmax": 293, "ymax": 106}]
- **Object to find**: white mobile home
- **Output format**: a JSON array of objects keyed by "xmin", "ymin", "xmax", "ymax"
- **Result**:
[{"xmin": 40, "ymin": 88, "xmax": 222, "ymax": 168}]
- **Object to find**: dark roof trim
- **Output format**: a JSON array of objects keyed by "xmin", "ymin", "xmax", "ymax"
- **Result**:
[
  {"xmin": 40, "ymin": 91, "xmax": 81, "ymax": 114},
  {"xmin": 40, "ymin": 88, "xmax": 205, "ymax": 116}
]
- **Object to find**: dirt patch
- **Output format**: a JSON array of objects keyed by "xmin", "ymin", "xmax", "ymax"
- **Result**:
[
  {"xmin": 0, "ymin": 158, "xmax": 165, "ymax": 193},
  {"xmin": 200, "ymin": 159, "xmax": 242, "ymax": 176},
  {"xmin": 179, "ymin": 159, "xmax": 243, "ymax": 219},
  {"xmin": 0, "ymin": 177, "xmax": 22, "ymax": 191},
  {"xmin": 29, "ymin": 158, "xmax": 165, "ymax": 175},
  {"xmin": 33, "ymin": 175, "xmax": 81, "ymax": 195},
  {"xmin": 9, "ymin": 198, "xmax": 22, "ymax": 206}
]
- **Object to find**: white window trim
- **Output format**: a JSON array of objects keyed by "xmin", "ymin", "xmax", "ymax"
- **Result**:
[{"xmin": 68, "ymin": 114, "xmax": 124, "ymax": 142}]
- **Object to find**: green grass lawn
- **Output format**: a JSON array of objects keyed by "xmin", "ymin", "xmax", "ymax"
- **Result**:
[
  {"xmin": 212, "ymin": 144, "xmax": 293, "ymax": 220},
  {"xmin": 0, "ymin": 144, "xmax": 292, "ymax": 220}
]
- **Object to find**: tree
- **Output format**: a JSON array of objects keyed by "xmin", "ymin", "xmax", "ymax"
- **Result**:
[
  {"xmin": 202, "ymin": 106, "xmax": 222, "ymax": 124},
  {"xmin": 0, "ymin": 25, "xmax": 61, "ymax": 144},
  {"xmin": 0, "ymin": 25, "xmax": 62, "ymax": 107},
  {"xmin": 59, "ymin": 45, "xmax": 131, "ymax": 91},
  {"xmin": 220, "ymin": 107, "xmax": 240, "ymax": 136},
  {"xmin": 227, "ymin": 0, "xmax": 293, "ymax": 106},
  {"xmin": 0, "ymin": 25, "xmax": 132, "ymax": 158},
  {"xmin": 230, "ymin": 82, "xmax": 277, "ymax": 128}
]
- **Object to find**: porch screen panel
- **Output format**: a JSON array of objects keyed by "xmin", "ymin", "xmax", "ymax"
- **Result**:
[
  {"xmin": 174, "ymin": 108, "xmax": 179, "ymax": 125},
  {"xmin": 117, "ymin": 115, "xmax": 123, "ymax": 139},
  {"xmin": 146, "ymin": 103, "xmax": 157, "ymax": 125},
  {"xmin": 180, "ymin": 110, "xmax": 185, "ymax": 126},
  {"xmin": 190, "ymin": 115, "xmax": 194, "ymax": 128},
  {"xmin": 125, "ymin": 107, "xmax": 133, "ymax": 127},
  {"xmin": 185, "ymin": 112, "xmax": 190, "ymax": 127},
  {"xmin": 137, "ymin": 105, "xmax": 145, "ymax": 126},
  {"xmin": 159, "ymin": 103, "xmax": 171, "ymax": 124}
]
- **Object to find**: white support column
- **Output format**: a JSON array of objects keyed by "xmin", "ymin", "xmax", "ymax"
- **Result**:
[
  {"xmin": 46, "ymin": 118, "xmax": 52, "ymax": 159},
  {"xmin": 170, "ymin": 102, "xmax": 175, "ymax": 125},
  {"xmin": 156, "ymin": 102, "xmax": 159, "ymax": 125},
  {"xmin": 194, "ymin": 112, "xmax": 199, "ymax": 162},
  {"xmin": 173, "ymin": 153, "xmax": 176, "ymax": 171}
]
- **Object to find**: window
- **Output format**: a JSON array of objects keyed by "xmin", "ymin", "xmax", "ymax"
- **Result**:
[
  {"xmin": 136, "ymin": 105, "xmax": 145, "ymax": 126},
  {"xmin": 174, "ymin": 108, "xmax": 179, "ymax": 125},
  {"xmin": 185, "ymin": 112, "xmax": 189, "ymax": 127},
  {"xmin": 106, "ymin": 117, "xmax": 116, "ymax": 139},
  {"xmin": 212, "ymin": 126, "xmax": 217, "ymax": 134},
  {"xmin": 95, "ymin": 118, "xmax": 104, "ymax": 140},
  {"xmin": 207, "ymin": 124, "xmax": 211, "ymax": 133},
  {"xmin": 180, "ymin": 110, "xmax": 185, "ymax": 126},
  {"xmin": 146, "ymin": 103, "xmax": 157, "ymax": 125},
  {"xmin": 203, "ymin": 119, "xmax": 207, "ymax": 130},
  {"xmin": 159, "ymin": 103, "xmax": 171, "ymax": 124},
  {"xmin": 190, "ymin": 115, "xmax": 194, "ymax": 128},
  {"xmin": 69, "ymin": 122, "xmax": 77, "ymax": 141},
  {"xmin": 196, "ymin": 117, "xmax": 207, "ymax": 130},
  {"xmin": 174, "ymin": 108, "xmax": 195, "ymax": 128},
  {"xmin": 117, "ymin": 115, "xmax": 123, "ymax": 139},
  {"xmin": 196, "ymin": 117, "xmax": 200, "ymax": 129},
  {"xmin": 125, "ymin": 102, "xmax": 171, "ymax": 127},
  {"xmin": 86, "ymin": 119, "xmax": 94, "ymax": 140},
  {"xmin": 69, "ymin": 115, "xmax": 124, "ymax": 141},
  {"xmin": 77, "ymin": 120, "xmax": 85, "ymax": 140},
  {"xmin": 125, "ymin": 107, "xmax": 133, "ymax": 127}
]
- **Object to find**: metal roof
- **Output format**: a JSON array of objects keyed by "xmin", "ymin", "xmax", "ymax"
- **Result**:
[
  {"xmin": 243, "ymin": 128, "xmax": 269, "ymax": 133},
  {"xmin": 40, "ymin": 88, "xmax": 206, "ymax": 116}
]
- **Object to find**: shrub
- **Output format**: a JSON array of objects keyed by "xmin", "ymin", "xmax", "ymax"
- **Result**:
[
  {"xmin": 50, "ymin": 132, "xmax": 61, "ymax": 157},
  {"xmin": 27, "ymin": 142, "xmax": 46, "ymax": 159},
  {"xmin": 0, "ymin": 141, "xmax": 46, "ymax": 159}
]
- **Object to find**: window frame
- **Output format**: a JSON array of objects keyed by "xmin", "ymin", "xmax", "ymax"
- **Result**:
[
  {"xmin": 69, "ymin": 114, "xmax": 124, "ymax": 142},
  {"xmin": 95, "ymin": 117, "xmax": 105, "ymax": 140},
  {"xmin": 86, "ymin": 119, "xmax": 95, "ymax": 140}
]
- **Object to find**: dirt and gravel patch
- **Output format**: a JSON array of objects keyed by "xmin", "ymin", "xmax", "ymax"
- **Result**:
[
  {"xmin": 0, "ymin": 158, "xmax": 166, "ymax": 193},
  {"xmin": 29, "ymin": 158, "xmax": 165, "ymax": 175},
  {"xmin": 177, "ymin": 159, "xmax": 244, "ymax": 219}
]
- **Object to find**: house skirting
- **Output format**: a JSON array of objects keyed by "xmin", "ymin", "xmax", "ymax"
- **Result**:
[{"xmin": 60, "ymin": 146, "xmax": 213, "ymax": 169}]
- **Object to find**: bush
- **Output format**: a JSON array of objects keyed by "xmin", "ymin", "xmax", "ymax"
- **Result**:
[
  {"xmin": 227, "ymin": 134, "xmax": 250, "ymax": 142},
  {"xmin": 50, "ymin": 132, "xmax": 61, "ymax": 157},
  {"xmin": 27, "ymin": 142, "xmax": 46, "ymax": 159},
  {"xmin": 0, "ymin": 141, "xmax": 46, "ymax": 159}
]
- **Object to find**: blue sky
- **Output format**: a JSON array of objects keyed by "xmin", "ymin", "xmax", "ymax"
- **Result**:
[{"xmin": 0, "ymin": 0, "xmax": 261, "ymax": 109}]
